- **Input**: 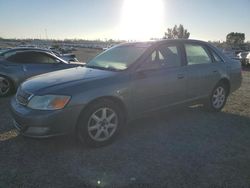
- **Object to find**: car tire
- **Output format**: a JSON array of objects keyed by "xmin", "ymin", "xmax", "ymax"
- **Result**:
[
  {"xmin": 0, "ymin": 75, "xmax": 14, "ymax": 97},
  {"xmin": 76, "ymin": 99, "xmax": 124, "ymax": 147},
  {"xmin": 205, "ymin": 82, "xmax": 228, "ymax": 112}
]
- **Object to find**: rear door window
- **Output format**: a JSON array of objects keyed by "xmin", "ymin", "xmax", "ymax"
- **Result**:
[{"xmin": 185, "ymin": 44, "xmax": 212, "ymax": 65}]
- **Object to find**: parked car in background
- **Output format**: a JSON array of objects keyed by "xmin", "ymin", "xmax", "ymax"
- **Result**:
[
  {"xmin": 0, "ymin": 47, "xmax": 79, "ymax": 63},
  {"xmin": 246, "ymin": 53, "xmax": 250, "ymax": 66},
  {"xmin": 223, "ymin": 49, "xmax": 239, "ymax": 60},
  {"xmin": 237, "ymin": 51, "xmax": 250, "ymax": 66},
  {"xmin": 11, "ymin": 39, "xmax": 242, "ymax": 147},
  {"xmin": 0, "ymin": 49, "xmax": 83, "ymax": 96}
]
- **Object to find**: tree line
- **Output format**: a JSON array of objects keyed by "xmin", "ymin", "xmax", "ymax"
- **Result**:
[{"xmin": 163, "ymin": 25, "xmax": 246, "ymax": 47}]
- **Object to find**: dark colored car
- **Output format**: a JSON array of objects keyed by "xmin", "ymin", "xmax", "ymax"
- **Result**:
[
  {"xmin": 0, "ymin": 47, "xmax": 79, "ymax": 62},
  {"xmin": 10, "ymin": 39, "xmax": 242, "ymax": 147},
  {"xmin": 0, "ymin": 49, "xmax": 82, "ymax": 96}
]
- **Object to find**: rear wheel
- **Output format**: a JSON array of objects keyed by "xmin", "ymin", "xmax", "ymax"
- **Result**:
[
  {"xmin": 205, "ymin": 83, "xmax": 228, "ymax": 112},
  {"xmin": 76, "ymin": 99, "xmax": 124, "ymax": 147},
  {"xmin": 0, "ymin": 76, "xmax": 13, "ymax": 97}
]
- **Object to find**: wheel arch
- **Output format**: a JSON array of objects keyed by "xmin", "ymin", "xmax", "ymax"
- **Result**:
[
  {"xmin": 218, "ymin": 78, "xmax": 231, "ymax": 95},
  {"xmin": 76, "ymin": 95, "xmax": 128, "ymax": 129},
  {"xmin": 0, "ymin": 74, "xmax": 16, "ymax": 91}
]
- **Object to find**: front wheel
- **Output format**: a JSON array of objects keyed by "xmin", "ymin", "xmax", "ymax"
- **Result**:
[
  {"xmin": 205, "ymin": 83, "xmax": 228, "ymax": 112},
  {"xmin": 76, "ymin": 99, "xmax": 123, "ymax": 147}
]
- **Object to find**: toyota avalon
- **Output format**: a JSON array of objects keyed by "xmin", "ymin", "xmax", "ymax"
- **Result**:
[{"xmin": 10, "ymin": 39, "xmax": 242, "ymax": 147}]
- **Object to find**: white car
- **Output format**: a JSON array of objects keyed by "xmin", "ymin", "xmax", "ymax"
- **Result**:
[{"xmin": 245, "ymin": 53, "xmax": 250, "ymax": 66}]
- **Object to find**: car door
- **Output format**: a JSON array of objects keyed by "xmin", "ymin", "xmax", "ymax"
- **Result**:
[
  {"xmin": 184, "ymin": 43, "xmax": 221, "ymax": 99},
  {"xmin": 21, "ymin": 52, "xmax": 71, "ymax": 78},
  {"xmin": 2, "ymin": 54, "xmax": 25, "ymax": 85},
  {"xmin": 132, "ymin": 43, "xmax": 187, "ymax": 114}
]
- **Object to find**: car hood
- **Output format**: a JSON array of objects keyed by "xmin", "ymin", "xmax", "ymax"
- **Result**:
[{"xmin": 21, "ymin": 66, "xmax": 116, "ymax": 93}]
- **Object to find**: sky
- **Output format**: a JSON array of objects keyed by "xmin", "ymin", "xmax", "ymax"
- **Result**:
[{"xmin": 0, "ymin": 0, "xmax": 249, "ymax": 41}]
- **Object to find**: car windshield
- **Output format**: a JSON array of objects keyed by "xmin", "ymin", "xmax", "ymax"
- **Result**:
[{"xmin": 86, "ymin": 44, "xmax": 150, "ymax": 71}]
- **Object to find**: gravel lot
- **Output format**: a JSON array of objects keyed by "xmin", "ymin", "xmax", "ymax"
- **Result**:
[
  {"xmin": 74, "ymin": 48, "xmax": 102, "ymax": 62},
  {"xmin": 0, "ymin": 51, "xmax": 250, "ymax": 187}
]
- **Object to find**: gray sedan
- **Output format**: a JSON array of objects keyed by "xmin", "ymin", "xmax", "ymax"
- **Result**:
[
  {"xmin": 10, "ymin": 39, "xmax": 242, "ymax": 147},
  {"xmin": 0, "ymin": 49, "xmax": 82, "ymax": 96}
]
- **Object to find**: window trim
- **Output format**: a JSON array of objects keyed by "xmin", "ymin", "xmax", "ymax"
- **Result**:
[{"xmin": 207, "ymin": 47, "xmax": 225, "ymax": 63}]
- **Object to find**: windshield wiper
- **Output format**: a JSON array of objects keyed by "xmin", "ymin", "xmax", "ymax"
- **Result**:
[{"xmin": 86, "ymin": 65, "xmax": 120, "ymax": 71}]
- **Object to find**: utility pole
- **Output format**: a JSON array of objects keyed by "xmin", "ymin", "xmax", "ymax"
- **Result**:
[{"xmin": 45, "ymin": 28, "xmax": 48, "ymax": 40}]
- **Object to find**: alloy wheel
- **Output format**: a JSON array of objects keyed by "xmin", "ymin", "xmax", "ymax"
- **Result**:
[
  {"xmin": 87, "ymin": 107, "xmax": 118, "ymax": 142},
  {"xmin": 212, "ymin": 86, "xmax": 226, "ymax": 109}
]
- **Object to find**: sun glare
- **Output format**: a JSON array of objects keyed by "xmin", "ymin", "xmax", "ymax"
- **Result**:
[{"xmin": 120, "ymin": 0, "xmax": 165, "ymax": 41}]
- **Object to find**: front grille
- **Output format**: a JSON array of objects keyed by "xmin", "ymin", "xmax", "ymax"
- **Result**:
[{"xmin": 16, "ymin": 88, "xmax": 33, "ymax": 106}]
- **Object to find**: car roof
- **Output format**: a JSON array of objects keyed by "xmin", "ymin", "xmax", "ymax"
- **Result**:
[
  {"xmin": 13, "ymin": 49, "xmax": 54, "ymax": 55},
  {"xmin": 0, "ymin": 47, "xmax": 52, "ymax": 56},
  {"xmin": 117, "ymin": 39, "xmax": 228, "ymax": 67},
  {"xmin": 3, "ymin": 47, "xmax": 51, "ymax": 52},
  {"xmin": 1, "ymin": 48, "xmax": 54, "ymax": 57},
  {"xmin": 117, "ymin": 39, "xmax": 209, "ymax": 47}
]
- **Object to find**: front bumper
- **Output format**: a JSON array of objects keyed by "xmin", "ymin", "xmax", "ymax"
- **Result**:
[{"xmin": 10, "ymin": 97, "xmax": 83, "ymax": 138}]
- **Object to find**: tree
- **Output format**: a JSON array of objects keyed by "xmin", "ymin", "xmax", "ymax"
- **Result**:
[
  {"xmin": 226, "ymin": 32, "xmax": 245, "ymax": 46},
  {"xmin": 163, "ymin": 24, "xmax": 190, "ymax": 39}
]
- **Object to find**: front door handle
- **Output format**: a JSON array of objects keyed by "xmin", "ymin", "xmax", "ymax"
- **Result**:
[{"xmin": 177, "ymin": 74, "xmax": 184, "ymax": 79}]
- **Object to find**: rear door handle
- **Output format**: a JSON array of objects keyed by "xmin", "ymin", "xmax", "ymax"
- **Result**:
[
  {"xmin": 136, "ymin": 71, "xmax": 147, "ymax": 79},
  {"xmin": 213, "ymin": 70, "xmax": 218, "ymax": 73}
]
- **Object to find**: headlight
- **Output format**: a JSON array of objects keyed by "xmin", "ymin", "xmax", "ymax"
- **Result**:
[{"xmin": 27, "ymin": 95, "xmax": 71, "ymax": 110}]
